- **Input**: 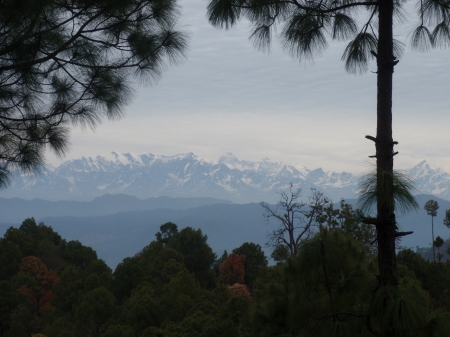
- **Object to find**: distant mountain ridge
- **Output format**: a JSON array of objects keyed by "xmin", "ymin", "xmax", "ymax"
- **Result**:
[
  {"xmin": 0, "ymin": 152, "xmax": 448, "ymax": 203},
  {"xmin": 2, "ymin": 194, "xmax": 449, "ymax": 268},
  {"xmin": 0, "ymin": 194, "xmax": 233, "ymax": 223}
]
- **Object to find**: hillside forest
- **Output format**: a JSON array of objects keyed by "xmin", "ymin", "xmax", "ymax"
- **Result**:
[{"xmin": 2, "ymin": 205, "xmax": 450, "ymax": 337}]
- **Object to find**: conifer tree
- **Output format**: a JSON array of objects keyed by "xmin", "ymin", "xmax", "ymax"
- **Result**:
[
  {"xmin": 425, "ymin": 199, "xmax": 439, "ymax": 262},
  {"xmin": 207, "ymin": 0, "xmax": 450, "ymax": 288},
  {"xmin": 444, "ymin": 209, "xmax": 450, "ymax": 229},
  {"xmin": 0, "ymin": 0, "xmax": 187, "ymax": 187},
  {"xmin": 434, "ymin": 236, "xmax": 444, "ymax": 262},
  {"xmin": 253, "ymin": 229, "xmax": 450, "ymax": 336}
]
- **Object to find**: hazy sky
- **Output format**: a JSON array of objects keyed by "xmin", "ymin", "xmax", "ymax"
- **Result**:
[{"xmin": 46, "ymin": 0, "xmax": 450, "ymax": 174}]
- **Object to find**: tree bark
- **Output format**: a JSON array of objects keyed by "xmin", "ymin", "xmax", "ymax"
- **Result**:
[
  {"xmin": 432, "ymin": 216, "xmax": 436, "ymax": 262},
  {"xmin": 376, "ymin": 0, "xmax": 398, "ymax": 286}
]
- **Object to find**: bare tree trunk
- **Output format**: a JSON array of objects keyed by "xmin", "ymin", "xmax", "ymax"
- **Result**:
[
  {"xmin": 432, "ymin": 216, "xmax": 436, "ymax": 262},
  {"xmin": 376, "ymin": 0, "xmax": 398, "ymax": 286}
]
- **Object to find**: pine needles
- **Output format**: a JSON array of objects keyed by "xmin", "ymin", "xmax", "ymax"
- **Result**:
[{"xmin": 357, "ymin": 167, "xmax": 419, "ymax": 215}]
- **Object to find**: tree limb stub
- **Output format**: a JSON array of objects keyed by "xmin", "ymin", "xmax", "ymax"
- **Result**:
[
  {"xmin": 361, "ymin": 217, "xmax": 379, "ymax": 226},
  {"xmin": 395, "ymin": 231, "xmax": 413, "ymax": 237},
  {"xmin": 365, "ymin": 135, "xmax": 377, "ymax": 143}
]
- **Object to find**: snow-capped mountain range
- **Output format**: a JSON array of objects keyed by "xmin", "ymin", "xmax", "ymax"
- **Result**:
[{"xmin": 1, "ymin": 152, "xmax": 449, "ymax": 203}]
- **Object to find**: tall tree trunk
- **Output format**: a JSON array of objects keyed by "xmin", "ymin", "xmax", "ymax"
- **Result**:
[
  {"xmin": 376, "ymin": 0, "xmax": 398, "ymax": 286},
  {"xmin": 432, "ymin": 216, "xmax": 436, "ymax": 262}
]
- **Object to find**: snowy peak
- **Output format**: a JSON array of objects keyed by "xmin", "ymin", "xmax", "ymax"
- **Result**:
[
  {"xmin": 218, "ymin": 152, "xmax": 254, "ymax": 171},
  {"xmin": 217, "ymin": 152, "xmax": 280, "ymax": 173},
  {"xmin": 306, "ymin": 168, "xmax": 356, "ymax": 188},
  {"xmin": 218, "ymin": 153, "xmax": 308, "ymax": 181},
  {"xmin": 3, "ymin": 152, "xmax": 450, "ymax": 203},
  {"xmin": 57, "ymin": 152, "xmax": 204, "ymax": 173},
  {"xmin": 408, "ymin": 160, "xmax": 433, "ymax": 179},
  {"xmin": 218, "ymin": 152, "xmax": 237, "ymax": 163},
  {"xmin": 406, "ymin": 160, "xmax": 450, "ymax": 199}
]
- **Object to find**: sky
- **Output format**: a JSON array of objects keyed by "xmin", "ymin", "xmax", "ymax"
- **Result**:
[{"xmin": 46, "ymin": 0, "xmax": 450, "ymax": 174}]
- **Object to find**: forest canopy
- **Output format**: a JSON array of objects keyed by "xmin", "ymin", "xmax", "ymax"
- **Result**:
[{"xmin": 1, "ymin": 218, "xmax": 450, "ymax": 337}]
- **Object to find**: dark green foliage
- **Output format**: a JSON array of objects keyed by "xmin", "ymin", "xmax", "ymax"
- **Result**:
[
  {"xmin": 3, "ymin": 304, "xmax": 32, "ymax": 337},
  {"xmin": 1, "ymin": 218, "xmax": 98, "ymax": 280},
  {"xmin": 62, "ymin": 240, "xmax": 97, "ymax": 271},
  {"xmin": 52, "ymin": 265, "xmax": 83, "ymax": 313},
  {"xmin": 160, "ymin": 270, "xmax": 202, "ymax": 322},
  {"xmin": 159, "ymin": 285, "xmax": 249, "ymax": 337},
  {"xmin": 74, "ymin": 287, "xmax": 117, "ymax": 337},
  {"xmin": 42, "ymin": 316, "xmax": 75, "ymax": 337},
  {"xmin": 220, "ymin": 295, "xmax": 251, "ymax": 336},
  {"xmin": 397, "ymin": 249, "xmax": 429, "ymax": 280},
  {"xmin": 155, "ymin": 222, "xmax": 179, "ymax": 246},
  {"xmin": 251, "ymin": 282, "xmax": 290, "ymax": 337},
  {"xmin": 0, "ymin": 217, "xmax": 115, "ymax": 335},
  {"xmin": 443, "ymin": 209, "xmax": 450, "ymax": 229},
  {"xmin": 398, "ymin": 249, "xmax": 450, "ymax": 310},
  {"xmin": 83, "ymin": 259, "xmax": 113, "ymax": 292},
  {"xmin": 423, "ymin": 262, "xmax": 450, "ymax": 310},
  {"xmin": 112, "ymin": 256, "xmax": 144, "ymax": 303},
  {"xmin": 112, "ymin": 241, "xmax": 186, "ymax": 304},
  {"xmin": 0, "ymin": 0, "xmax": 187, "ymax": 186},
  {"xmin": 140, "ymin": 241, "xmax": 185, "ymax": 286},
  {"xmin": 0, "ymin": 239, "xmax": 23, "ymax": 281},
  {"xmin": 4, "ymin": 217, "xmax": 450, "ymax": 337},
  {"xmin": 3, "ymin": 227, "xmax": 35, "ymax": 257},
  {"xmin": 141, "ymin": 326, "xmax": 165, "ymax": 337},
  {"xmin": 368, "ymin": 280, "xmax": 431, "ymax": 337},
  {"xmin": 270, "ymin": 245, "xmax": 289, "ymax": 263},
  {"xmin": 286, "ymin": 229, "xmax": 376, "ymax": 336},
  {"xmin": 118, "ymin": 282, "xmax": 163, "ymax": 335},
  {"xmin": 252, "ymin": 264, "xmax": 285, "ymax": 303},
  {"xmin": 424, "ymin": 200, "xmax": 439, "ymax": 217},
  {"xmin": 232, "ymin": 242, "xmax": 268, "ymax": 290},
  {"xmin": 252, "ymin": 229, "xmax": 450, "ymax": 336},
  {"xmin": 398, "ymin": 249, "xmax": 450, "ymax": 311},
  {"xmin": 213, "ymin": 250, "xmax": 228, "ymax": 278},
  {"xmin": 166, "ymin": 227, "xmax": 216, "ymax": 287},
  {"xmin": 0, "ymin": 281, "xmax": 30, "ymax": 336},
  {"xmin": 434, "ymin": 236, "xmax": 445, "ymax": 262},
  {"xmin": 102, "ymin": 325, "xmax": 135, "ymax": 337},
  {"xmin": 37, "ymin": 239, "xmax": 66, "ymax": 270},
  {"xmin": 316, "ymin": 199, "xmax": 377, "ymax": 254},
  {"xmin": 4, "ymin": 323, "xmax": 27, "ymax": 337}
]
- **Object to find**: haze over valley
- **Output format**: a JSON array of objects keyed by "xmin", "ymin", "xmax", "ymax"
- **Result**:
[{"xmin": 2, "ymin": 152, "xmax": 450, "ymax": 268}]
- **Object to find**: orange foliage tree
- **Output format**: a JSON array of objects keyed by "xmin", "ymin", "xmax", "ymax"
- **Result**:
[
  {"xmin": 218, "ymin": 253, "xmax": 246, "ymax": 285},
  {"xmin": 19, "ymin": 256, "xmax": 59, "ymax": 313}
]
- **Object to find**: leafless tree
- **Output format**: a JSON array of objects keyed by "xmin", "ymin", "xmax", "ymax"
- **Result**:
[{"xmin": 262, "ymin": 185, "xmax": 331, "ymax": 256}]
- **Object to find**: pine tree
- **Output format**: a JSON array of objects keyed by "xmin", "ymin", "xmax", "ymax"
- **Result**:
[
  {"xmin": 0, "ymin": 0, "xmax": 187, "ymax": 187},
  {"xmin": 207, "ymin": 0, "xmax": 449, "ymax": 288},
  {"xmin": 425, "ymin": 200, "xmax": 439, "ymax": 262},
  {"xmin": 434, "ymin": 236, "xmax": 444, "ymax": 262},
  {"xmin": 252, "ymin": 229, "xmax": 450, "ymax": 336}
]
